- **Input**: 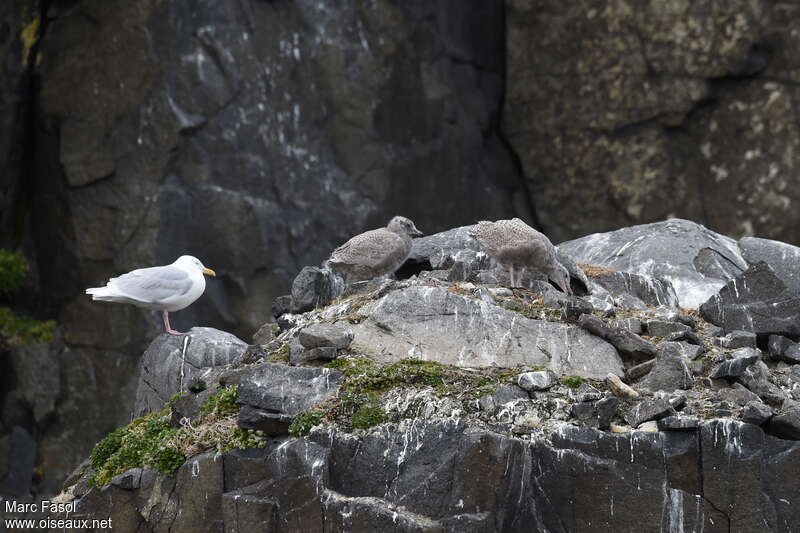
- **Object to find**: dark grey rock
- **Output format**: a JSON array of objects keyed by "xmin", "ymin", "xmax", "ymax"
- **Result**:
[
  {"xmin": 740, "ymin": 401, "xmax": 772, "ymax": 426},
  {"xmin": 624, "ymin": 399, "xmax": 674, "ymax": 427},
  {"xmin": 111, "ymin": 468, "xmax": 142, "ymax": 490},
  {"xmin": 223, "ymin": 448, "xmax": 271, "ymax": 491},
  {"xmin": 517, "ymin": 371, "xmax": 557, "ymax": 392},
  {"xmin": 232, "ymin": 363, "xmax": 342, "ymax": 417},
  {"xmin": 407, "ymin": 225, "xmax": 482, "ymax": 270},
  {"xmin": 715, "ymin": 330, "xmax": 757, "ymax": 349},
  {"xmin": 578, "ymin": 314, "xmax": 657, "ymax": 364},
  {"xmin": 222, "ymin": 493, "xmax": 278, "ymax": 532},
  {"xmin": 596, "ymin": 396, "xmax": 619, "ymax": 430},
  {"xmin": 739, "ymin": 236, "xmax": 800, "ymax": 294},
  {"xmin": 710, "ymin": 349, "xmax": 761, "ymax": 380},
  {"xmin": 271, "ymin": 295, "xmax": 292, "ymax": 320},
  {"xmin": 783, "ymin": 344, "xmax": 800, "ymax": 365},
  {"xmin": 738, "ymin": 361, "xmax": 787, "ymax": 406},
  {"xmin": 169, "ymin": 389, "xmax": 213, "ymax": 425},
  {"xmin": 252, "ymin": 322, "xmax": 280, "ymax": 345},
  {"xmin": 701, "ymin": 262, "xmax": 800, "ymax": 336},
  {"xmin": 0, "ymin": 426, "xmax": 36, "ymax": 497},
  {"xmin": 646, "ymin": 320, "xmax": 690, "ymax": 338},
  {"xmin": 766, "ymin": 403, "xmax": 800, "ymax": 440},
  {"xmin": 570, "ymin": 402, "xmax": 598, "ymax": 425},
  {"xmin": 719, "ymin": 384, "xmax": 761, "ymax": 406},
  {"xmin": 134, "ymin": 328, "xmax": 248, "ymax": 416},
  {"xmin": 290, "ymin": 266, "xmax": 343, "ymax": 314},
  {"xmin": 641, "ymin": 343, "xmax": 693, "ymax": 392},
  {"xmin": 298, "ymin": 323, "xmax": 353, "ymax": 350},
  {"xmin": 9, "ymin": 342, "xmax": 61, "ymax": 424},
  {"xmin": 237, "ymin": 406, "xmax": 292, "ymax": 436},
  {"xmin": 290, "ymin": 345, "xmax": 339, "ymax": 365},
  {"xmin": 478, "ymin": 385, "xmax": 529, "ymax": 412},
  {"xmin": 626, "ymin": 359, "xmax": 656, "ymax": 382},
  {"xmin": 657, "ymin": 416, "xmax": 700, "ymax": 431},
  {"xmin": 610, "ymin": 317, "xmax": 643, "ymax": 334},
  {"xmin": 560, "ymin": 219, "xmax": 746, "ymax": 309},
  {"xmin": 768, "ymin": 335, "xmax": 794, "ymax": 360}
]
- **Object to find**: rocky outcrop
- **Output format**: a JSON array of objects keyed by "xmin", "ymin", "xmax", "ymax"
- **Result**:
[
  {"xmin": 134, "ymin": 327, "xmax": 249, "ymax": 416},
  {"xmin": 52, "ymin": 420, "xmax": 800, "ymax": 532},
  {"xmin": 560, "ymin": 218, "xmax": 747, "ymax": 308},
  {"xmin": 345, "ymin": 285, "xmax": 624, "ymax": 379},
  {"xmin": 6, "ymin": 0, "xmax": 800, "ymax": 507}
]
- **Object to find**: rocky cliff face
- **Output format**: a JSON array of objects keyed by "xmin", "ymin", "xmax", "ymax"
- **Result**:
[
  {"xmin": 505, "ymin": 0, "xmax": 800, "ymax": 243},
  {"xmin": 4, "ymin": 0, "xmax": 800, "ymax": 511},
  {"xmin": 16, "ymin": 220, "xmax": 800, "ymax": 532}
]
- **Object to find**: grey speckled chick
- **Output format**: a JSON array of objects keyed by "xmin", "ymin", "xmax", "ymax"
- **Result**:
[
  {"xmin": 471, "ymin": 218, "xmax": 572, "ymax": 293},
  {"xmin": 328, "ymin": 216, "xmax": 423, "ymax": 282}
]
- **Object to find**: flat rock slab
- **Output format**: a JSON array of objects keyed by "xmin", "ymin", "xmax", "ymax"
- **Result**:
[
  {"xmin": 700, "ymin": 262, "xmax": 800, "ymax": 336},
  {"xmin": 232, "ymin": 362, "xmax": 343, "ymax": 416},
  {"xmin": 134, "ymin": 328, "xmax": 248, "ymax": 416},
  {"xmin": 343, "ymin": 286, "xmax": 624, "ymax": 379},
  {"xmin": 560, "ymin": 218, "xmax": 747, "ymax": 309}
]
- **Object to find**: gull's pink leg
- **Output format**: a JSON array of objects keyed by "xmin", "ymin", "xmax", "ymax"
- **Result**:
[{"xmin": 162, "ymin": 310, "xmax": 184, "ymax": 335}]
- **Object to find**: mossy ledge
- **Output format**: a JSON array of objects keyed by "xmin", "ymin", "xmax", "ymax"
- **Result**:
[
  {"xmin": 287, "ymin": 356, "xmax": 518, "ymax": 435},
  {"xmin": 89, "ymin": 386, "xmax": 264, "ymax": 487}
]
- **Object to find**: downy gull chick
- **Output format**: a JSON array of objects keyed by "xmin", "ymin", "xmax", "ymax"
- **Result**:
[
  {"xmin": 86, "ymin": 255, "xmax": 216, "ymax": 335},
  {"xmin": 328, "ymin": 216, "xmax": 423, "ymax": 282},
  {"xmin": 471, "ymin": 218, "xmax": 572, "ymax": 293}
]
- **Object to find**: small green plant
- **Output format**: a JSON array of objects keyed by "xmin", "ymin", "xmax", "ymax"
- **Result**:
[
  {"xmin": 267, "ymin": 343, "xmax": 290, "ymax": 363},
  {"xmin": 288, "ymin": 410, "xmax": 324, "ymax": 437},
  {"xmin": 562, "ymin": 376, "xmax": 585, "ymax": 389},
  {"xmin": 0, "ymin": 250, "xmax": 28, "ymax": 292},
  {"xmin": 200, "ymin": 386, "xmax": 239, "ymax": 417},
  {"xmin": 90, "ymin": 408, "xmax": 182, "ymax": 486},
  {"xmin": 90, "ymin": 386, "xmax": 264, "ymax": 487},
  {"xmin": 351, "ymin": 406, "xmax": 386, "ymax": 429},
  {"xmin": 0, "ymin": 307, "xmax": 56, "ymax": 347}
]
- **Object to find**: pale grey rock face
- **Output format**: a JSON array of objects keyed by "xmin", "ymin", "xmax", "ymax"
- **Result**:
[
  {"xmin": 560, "ymin": 219, "xmax": 747, "ymax": 309},
  {"xmin": 134, "ymin": 327, "xmax": 248, "ymax": 416},
  {"xmin": 343, "ymin": 285, "xmax": 623, "ymax": 379}
]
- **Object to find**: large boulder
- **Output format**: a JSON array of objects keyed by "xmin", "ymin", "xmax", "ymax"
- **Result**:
[
  {"xmin": 700, "ymin": 262, "xmax": 800, "ymax": 336},
  {"xmin": 343, "ymin": 285, "xmax": 624, "ymax": 379},
  {"xmin": 560, "ymin": 219, "xmax": 747, "ymax": 308},
  {"xmin": 739, "ymin": 237, "xmax": 800, "ymax": 294},
  {"xmin": 134, "ymin": 328, "xmax": 248, "ymax": 416}
]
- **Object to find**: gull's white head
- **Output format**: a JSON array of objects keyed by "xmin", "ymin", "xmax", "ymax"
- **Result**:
[{"xmin": 173, "ymin": 255, "xmax": 216, "ymax": 276}]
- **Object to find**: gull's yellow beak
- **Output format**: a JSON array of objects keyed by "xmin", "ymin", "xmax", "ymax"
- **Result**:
[{"xmin": 202, "ymin": 268, "xmax": 216, "ymax": 277}]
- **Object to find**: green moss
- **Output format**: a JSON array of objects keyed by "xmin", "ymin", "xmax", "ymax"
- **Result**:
[
  {"xmin": 200, "ymin": 386, "xmax": 239, "ymax": 417},
  {"xmin": 288, "ymin": 410, "xmax": 324, "ymax": 437},
  {"xmin": 90, "ymin": 427, "xmax": 127, "ymax": 470},
  {"xmin": 90, "ymin": 386, "xmax": 264, "ymax": 487},
  {"xmin": 537, "ymin": 346, "xmax": 552, "ymax": 359},
  {"xmin": 0, "ymin": 250, "xmax": 28, "ymax": 292},
  {"xmin": 351, "ymin": 406, "xmax": 386, "ymax": 429},
  {"xmin": 562, "ymin": 376, "xmax": 585, "ymax": 389},
  {"xmin": 90, "ymin": 408, "xmax": 182, "ymax": 486},
  {"xmin": 267, "ymin": 343, "xmax": 290, "ymax": 363},
  {"xmin": 0, "ymin": 307, "xmax": 56, "ymax": 347}
]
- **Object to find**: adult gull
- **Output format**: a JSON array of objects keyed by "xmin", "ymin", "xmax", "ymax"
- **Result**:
[{"xmin": 86, "ymin": 255, "xmax": 216, "ymax": 335}]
